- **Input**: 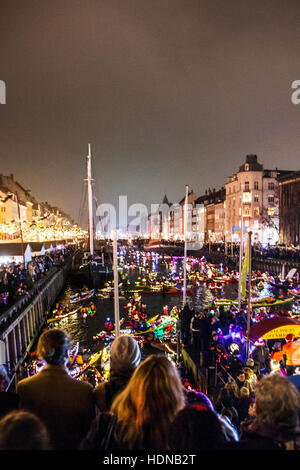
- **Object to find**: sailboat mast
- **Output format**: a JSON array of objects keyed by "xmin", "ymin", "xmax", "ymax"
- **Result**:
[
  {"xmin": 238, "ymin": 185, "xmax": 244, "ymax": 311},
  {"xmin": 183, "ymin": 184, "xmax": 189, "ymax": 306},
  {"xmin": 87, "ymin": 143, "xmax": 94, "ymax": 257}
]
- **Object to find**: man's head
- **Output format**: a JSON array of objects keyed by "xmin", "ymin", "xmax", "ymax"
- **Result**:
[
  {"xmin": 37, "ymin": 329, "xmax": 70, "ymax": 366},
  {"xmin": 236, "ymin": 370, "xmax": 246, "ymax": 382}
]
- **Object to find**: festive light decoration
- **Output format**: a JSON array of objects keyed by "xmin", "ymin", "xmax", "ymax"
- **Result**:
[{"xmin": 0, "ymin": 219, "xmax": 87, "ymax": 242}]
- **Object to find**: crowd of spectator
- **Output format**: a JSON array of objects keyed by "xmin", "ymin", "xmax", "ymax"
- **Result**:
[
  {"xmin": 0, "ymin": 248, "xmax": 71, "ymax": 313},
  {"xmin": 201, "ymin": 241, "xmax": 300, "ymax": 263},
  {"xmin": 0, "ymin": 328, "xmax": 299, "ymax": 451}
]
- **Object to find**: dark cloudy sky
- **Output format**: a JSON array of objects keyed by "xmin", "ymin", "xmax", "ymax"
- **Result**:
[{"xmin": 1, "ymin": 0, "xmax": 300, "ymax": 225}]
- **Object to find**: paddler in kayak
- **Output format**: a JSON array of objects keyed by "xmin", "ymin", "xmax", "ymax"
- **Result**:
[{"xmin": 104, "ymin": 317, "xmax": 113, "ymax": 333}]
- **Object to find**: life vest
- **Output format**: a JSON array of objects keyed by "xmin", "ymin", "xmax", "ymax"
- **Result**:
[{"xmin": 282, "ymin": 341, "xmax": 300, "ymax": 366}]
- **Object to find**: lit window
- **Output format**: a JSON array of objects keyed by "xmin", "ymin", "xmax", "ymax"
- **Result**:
[
  {"xmin": 268, "ymin": 207, "xmax": 275, "ymax": 216},
  {"xmin": 254, "ymin": 207, "xmax": 259, "ymax": 216},
  {"xmin": 244, "ymin": 220, "xmax": 249, "ymax": 227}
]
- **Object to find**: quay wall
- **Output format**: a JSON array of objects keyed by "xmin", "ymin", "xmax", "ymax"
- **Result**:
[{"xmin": 0, "ymin": 265, "xmax": 70, "ymax": 378}]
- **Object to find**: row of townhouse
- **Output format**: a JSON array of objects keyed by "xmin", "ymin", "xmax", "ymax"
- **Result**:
[
  {"xmin": 147, "ymin": 155, "xmax": 299, "ymax": 246},
  {"xmin": 0, "ymin": 173, "xmax": 74, "ymax": 242}
]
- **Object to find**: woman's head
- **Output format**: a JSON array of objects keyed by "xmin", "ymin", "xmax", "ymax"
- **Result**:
[
  {"xmin": 111, "ymin": 354, "xmax": 185, "ymax": 449},
  {"xmin": 253, "ymin": 374, "xmax": 300, "ymax": 432}
]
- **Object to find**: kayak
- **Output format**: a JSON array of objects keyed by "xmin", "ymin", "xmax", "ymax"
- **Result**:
[
  {"xmin": 70, "ymin": 289, "xmax": 95, "ymax": 299},
  {"xmin": 70, "ymin": 290, "xmax": 95, "ymax": 304},
  {"xmin": 214, "ymin": 297, "xmax": 293, "ymax": 308},
  {"xmin": 47, "ymin": 307, "xmax": 81, "ymax": 324},
  {"xmin": 288, "ymin": 289, "xmax": 300, "ymax": 298}
]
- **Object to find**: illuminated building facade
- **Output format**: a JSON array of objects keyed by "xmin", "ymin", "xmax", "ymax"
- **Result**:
[
  {"xmin": 278, "ymin": 171, "xmax": 300, "ymax": 246},
  {"xmin": 225, "ymin": 155, "xmax": 292, "ymax": 246},
  {"xmin": 0, "ymin": 173, "xmax": 83, "ymax": 242}
]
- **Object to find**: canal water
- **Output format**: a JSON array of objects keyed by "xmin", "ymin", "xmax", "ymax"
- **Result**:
[{"xmin": 53, "ymin": 250, "xmax": 276, "ymax": 353}]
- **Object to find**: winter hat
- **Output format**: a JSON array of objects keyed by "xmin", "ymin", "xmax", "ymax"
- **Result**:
[
  {"xmin": 110, "ymin": 335, "xmax": 141, "ymax": 372},
  {"xmin": 286, "ymin": 334, "xmax": 294, "ymax": 342}
]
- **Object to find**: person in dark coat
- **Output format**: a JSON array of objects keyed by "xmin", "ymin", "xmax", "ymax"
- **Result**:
[
  {"xmin": 190, "ymin": 311, "xmax": 203, "ymax": 351},
  {"xmin": 17, "ymin": 329, "xmax": 95, "ymax": 450},
  {"xmin": 93, "ymin": 335, "xmax": 141, "ymax": 412},
  {"xmin": 179, "ymin": 304, "xmax": 193, "ymax": 345}
]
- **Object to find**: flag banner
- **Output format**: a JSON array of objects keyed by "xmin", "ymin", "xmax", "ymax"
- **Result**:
[{"xmin": 241, "ymin": 236, "xmax": 250, "ymax": 299}]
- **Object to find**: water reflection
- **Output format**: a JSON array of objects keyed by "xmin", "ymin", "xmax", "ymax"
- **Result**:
[{"xmin": 54, "ymin": 253, "xmax": 281, "ymax": 351}]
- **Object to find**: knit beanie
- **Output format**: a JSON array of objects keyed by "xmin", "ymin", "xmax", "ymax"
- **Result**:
[{"xmin": 110, "ymin": 335, "xmax": 141, "ymax": 372}]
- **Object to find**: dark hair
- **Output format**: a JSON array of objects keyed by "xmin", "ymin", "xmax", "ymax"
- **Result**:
[
  {"xmin": 0, "ymin": 411, "xmax": 52, "ymax": 450},
  {"xmin": 37, "ymin": 328, "xmax": 70, "ymax": 365},
  {"xmin": 236, "ymin": 369, "xmax": 245, "ymax": 378},
  {"xmin": 169, "ymin": 407, "xmax": 225, "ymax": 450}
]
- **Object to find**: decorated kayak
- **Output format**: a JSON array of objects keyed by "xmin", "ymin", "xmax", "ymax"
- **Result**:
[
  {"xmin": 70, "ymin": 289, "xmax": 95, "ymax": 299},
  {"xmin": 214, "ymin": 296, "xmax": 293, "ymax": 308},
  {"xmin": 288, "ymin": 289, "xmax": 300, "ymax": 298},
  {"xmin": 70, "ymin": 289, "xmax": 95, "ymax": 304},
  {"xmin": 47, "ymin": 307, "xmax": 81, "ymax": 324}
]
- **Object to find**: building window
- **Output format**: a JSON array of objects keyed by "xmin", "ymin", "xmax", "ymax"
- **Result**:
[
  {"xmin": 244, "ymin": 220, "xmax": 249, "ymax": 227},
  {"xmin": 268, "ymin": 207, "xmax": 275, "ymax": 216},
  {"xmin": 244, "ymin": 206, "xmax": 251, "ymax": 216},
  {"xmin": 254, "ymin": 181, "xmax": 259, "ymax": 190},
  {"xmin": 254, "ymin": 195, "xmax": 259, "ymax": 202},
  {"xmin": 245, "ymin": 163, "xmax": 249, "ymax": 171},
  {"xmin": 268, "ymin": 195, "xmax": 274, "ymax": 204},
  {"xmin": 244, "ymin": 182, "xmax": 250, "ymax": 191},
  {"xmin": 254, "ymin": 207, "xmax": 260, "ymax": 216},
  {"xmin": 268, "ymin": 182, "xmax": 275, "ymax": 190}
]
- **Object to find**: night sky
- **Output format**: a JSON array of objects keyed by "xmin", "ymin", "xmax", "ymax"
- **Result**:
[{"xmin": 1, "ymin": 0, "xmax": 300, "ymax": 226}]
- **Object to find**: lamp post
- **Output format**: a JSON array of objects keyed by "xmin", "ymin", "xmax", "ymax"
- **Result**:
[
  {"xmin": 246, "ymin": 231, "xmax": 253, "ymax": 360},
  {"xmin": 15, "ymin": 194, "xmax": 25, "ymax": 265},
  {"xmin": 112, "ymin": 229, "xmax": 120, "ymax": 338}
]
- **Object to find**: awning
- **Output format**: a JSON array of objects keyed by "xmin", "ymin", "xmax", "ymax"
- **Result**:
[{"xmin": 248, "ymin": 317, "xmax": 300, "ymax": 342}]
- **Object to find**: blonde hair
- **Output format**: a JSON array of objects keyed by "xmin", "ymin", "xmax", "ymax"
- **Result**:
[
  {"xmin": 110, "ymin": 354, "xmax": 185, "ymax": 449},
  {"xmin": 240, "ymin": 386, "xmax": 250, "ymax": 398}
]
